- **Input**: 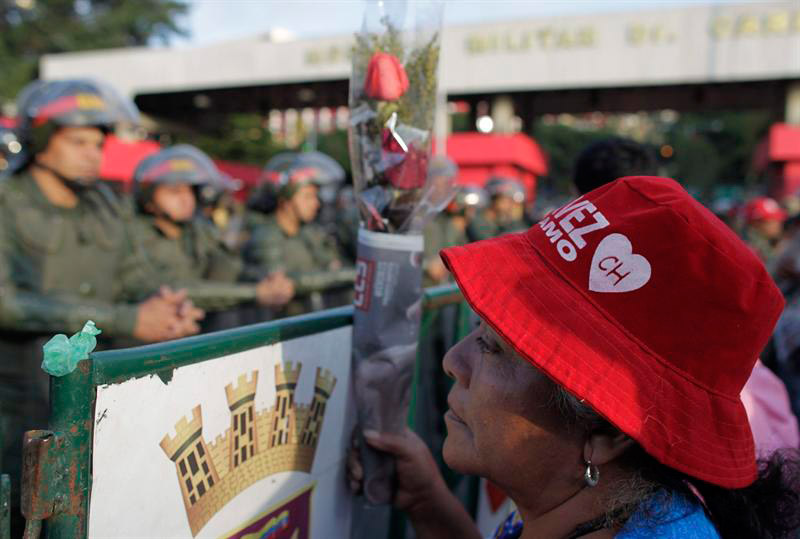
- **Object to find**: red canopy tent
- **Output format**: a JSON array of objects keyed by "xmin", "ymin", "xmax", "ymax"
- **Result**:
[
  {"xmin": 759, "ymin": 123, "xmax": 800, "ymax": 198},
  {"xmin": 442, "ymin": 132, "xmax": 548, "ymax": 204},
  {"xmin": 99, "ymin": 135, "xmax": 161, "ymax": 187},
  {"xmin": 214, "ymin": 160, "xmax": 263, "ymax": 201},
  {"xmin": 99, "ymin": 136, "xmax": 261, "ymax": 201}
]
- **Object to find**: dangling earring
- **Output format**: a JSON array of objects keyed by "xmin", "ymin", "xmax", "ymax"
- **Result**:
[{"xmin": 584, "ymin": 459, "xmax": 599, "ymax": 487}]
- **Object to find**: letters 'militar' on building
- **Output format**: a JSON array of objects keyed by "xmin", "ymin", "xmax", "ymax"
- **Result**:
[{"xmin": 159, "ymin": 362, "xmax": 337, "ymax": 536}]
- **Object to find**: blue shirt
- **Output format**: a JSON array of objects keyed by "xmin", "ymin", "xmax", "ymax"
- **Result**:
[{"xmin": 492, "ymin": 491, "xmax": 720, "ymax": 539}]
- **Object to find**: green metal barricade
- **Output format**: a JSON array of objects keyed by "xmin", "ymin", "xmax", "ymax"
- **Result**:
[{"xmin": 18, "ymin": 284, "xmax": 472, "ymax": 539}]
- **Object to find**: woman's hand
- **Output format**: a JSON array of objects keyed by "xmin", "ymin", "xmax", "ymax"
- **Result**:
[
  {"xmin": 347, "ymin": 428, "xmax": 481, "ymax": 539},
  {"xmin": 352, "ymin": 428, "xmax": 445, "ymax": 513}
]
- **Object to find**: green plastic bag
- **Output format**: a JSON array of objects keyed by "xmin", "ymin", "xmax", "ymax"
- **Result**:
[{"xmin": 41, "ymin": 321, "xmax": 102, "ymax": 377}]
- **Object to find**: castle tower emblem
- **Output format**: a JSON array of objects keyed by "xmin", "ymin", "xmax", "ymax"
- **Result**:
[{"xmin": 160, "ymin": 362, "xmax": 337, "ymax": 536}]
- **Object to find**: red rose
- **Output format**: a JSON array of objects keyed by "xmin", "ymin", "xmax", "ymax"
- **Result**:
[
  {"xmin": 385, "ymin": 144, "xmax": 428, "ymax": 189},
  {"xmin": 364, "ymin": 52, "xmax": 409, "ymax": 101}
]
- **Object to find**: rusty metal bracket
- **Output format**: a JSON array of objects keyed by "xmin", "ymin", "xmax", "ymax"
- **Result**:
[{"xmin": 20, "ymin": 430, "xmax": 71, "ymax": 535}]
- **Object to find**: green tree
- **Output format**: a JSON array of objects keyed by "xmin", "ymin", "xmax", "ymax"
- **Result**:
[
  {"xmin": 167, "ymin": 113, "xmax": 288, "ymax": 167},
  {"xmin": 0, "ymin": 0, "xmax": 188, "ymax": 104},
  {"xmin": 662, "ymin": 111, "xmax": 772, "ymax": 193},
  {"xmin": 531, "ymin": 122, "xmax": 617, "ymax": 193}
]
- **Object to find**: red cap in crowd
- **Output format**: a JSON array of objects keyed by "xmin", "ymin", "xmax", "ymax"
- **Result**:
[
  {"xmin": 744, "ymin": 196, "xmax": 787, "ymax": 224},
  {"xmin": 441, "ymin": 176, "xmax": 784, "ymax": 488}
]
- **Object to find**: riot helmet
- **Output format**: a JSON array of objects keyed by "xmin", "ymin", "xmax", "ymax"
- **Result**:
[
  {"xmin": 428, "ymin": 155, "xmax": 458, "ymax": 182},
  {"xmin": 17, "ymin": 78, "xmax": 139, "ymax": 156},
  {"xmin": 485, "ymin": 176, "xmax": 526, "ymax": 204},
  {"xmin": 15, "ymin": 78, "xmax": 139, "ymax": 185},
  {"xmin": 133, "ymin": 144, "xmax": 225, "ymax": 218},
  {"xmin": 248, "ymin": 150, "xmax": 345, "ymax": 213},
  {"xmin": 0, "ymin": 120, "xmax": 24, "ymax": 179},
  {"xmin": 453, "ymin": 185, "xmax": 489, "ymax": 211}
]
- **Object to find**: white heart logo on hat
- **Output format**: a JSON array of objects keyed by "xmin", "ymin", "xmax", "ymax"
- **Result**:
[{"xmin": 589, "ymin": 233, "xmax": 651, "ymax": 293}]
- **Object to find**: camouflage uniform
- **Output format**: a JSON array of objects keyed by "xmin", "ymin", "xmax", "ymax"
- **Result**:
[
  {"xmin": 745, "ymin": 229, "xmax": 777, "ymax": 265},
  {"xmin": 126, "ymin": 214, "xmax": 260, "ymax": 312},
  {"xmin": 0, "ymin": 78, "xmax": 144, "ymax": 522},
  {"xmin": 423, "ymin": 214, "xmax": 468, "ymax": 287},
  {"xmin": 497, "ymin": 216, "xmax": 529, "ymax": 235},
  {"xmin": 0, "ymin": 173, "xmax": 150, "ymax": 515},
  {"xmin": 243, "ymin": 214, "xmax": 355, "ymax": 317},
  {"xmin": 467, "ymin": 209, "xmax": 499, "ymax": 242},
  {"xmin": 468, "ymin": 176, "xmax": 528, "ymax": 241}
]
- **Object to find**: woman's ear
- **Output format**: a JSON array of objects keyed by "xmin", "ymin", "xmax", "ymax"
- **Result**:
[{"xmin": 584, "ymin": 430, "xmax": 635, "ymax": 466}]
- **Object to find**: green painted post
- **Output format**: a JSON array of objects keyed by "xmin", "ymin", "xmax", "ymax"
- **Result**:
[
  {"xmin": 1, "ymin": 474, "xmax": 9, "ymax": 539},
  {"xmin": 46, "ymin": 359, "xmax": 94, "ymax": 539}
]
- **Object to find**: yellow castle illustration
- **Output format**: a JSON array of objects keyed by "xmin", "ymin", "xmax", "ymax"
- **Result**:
[{"xmin": 159, "ymin": 362, "xmax": 337, "ymax": 536}]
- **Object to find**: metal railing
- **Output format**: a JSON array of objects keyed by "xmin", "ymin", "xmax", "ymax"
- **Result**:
[{"xmin": 16, "ymin": 284, "xmax": 469, "ymax": 539}]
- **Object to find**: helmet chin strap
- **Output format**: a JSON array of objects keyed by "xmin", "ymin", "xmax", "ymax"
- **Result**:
[
  {"xmin": 31, "ymin": 160, "xmax": 96, "ymax": 194},
  {"xmin": 146, "ymin": 199, "xmax": 194, "ymax": 230}
]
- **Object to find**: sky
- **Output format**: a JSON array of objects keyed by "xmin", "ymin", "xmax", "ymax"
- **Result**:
[{"xmin": 178, "ymin": 0, "xmax": 750, "ymax": 47}]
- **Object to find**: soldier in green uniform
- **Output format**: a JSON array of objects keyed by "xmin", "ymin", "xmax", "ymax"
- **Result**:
[
  {"xmin": 243, "ymin": 153, "xmax": 355, "ymax": 317},
  {"xmin": 128, "ymin": 144, "xmax": 294, "ymax": 315},
  {"xmin": 195, "ymin": 165, "xmax": 249, "ymax": 251},
  {"xmin": 0, "ymin": 121, "xmax": 24, "ymax": 180},
  {"xmin": 424, "ymin": 184, "xmax": 488, "ymax": 287},
  {"xmin": 742, "ymin": 196, "xmax": 787, "ymax": 264},
  {"xmin": 335, "ymin": 185, "xmax": 360, "ymax": 264},
  {"xmin": 466, "ymin": 176, "xmax": 527, "ymax": 242},
  {"xmin": 0, "ymin": 79, "xmax": 202, "ymax": 531}
]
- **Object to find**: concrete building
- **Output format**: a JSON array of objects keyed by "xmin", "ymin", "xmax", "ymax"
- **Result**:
[{"xmin": 41, "ymin": 2, "xmax": 800, "ymax": 134}]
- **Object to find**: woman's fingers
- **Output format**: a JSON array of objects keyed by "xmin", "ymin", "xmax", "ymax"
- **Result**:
[{"xmin": 363, "ymin": 428, "xmax": 407, "ymax": 453}]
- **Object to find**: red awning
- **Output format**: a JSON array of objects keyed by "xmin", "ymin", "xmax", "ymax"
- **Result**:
[
  {"xmin": 768, "ymin": 123, "xmax": 800, "ymax": 162},
  {"xmin": 444, "ymin": 132, "xmax": 548, "ymax": 176},
  {"xmin": 437, "ymin": 132, "xmax": 548, "ymax": 204},
  {"xmin": 214, "ymin": 160, "xmax": 264, "ymax": 201},
  {"xmin": 213, "ymin": 160, "xmax": 263, "ymax": 187},
  {"xmin": 100, "ymin": 135, "xmax": 161, "ymax": 184}
]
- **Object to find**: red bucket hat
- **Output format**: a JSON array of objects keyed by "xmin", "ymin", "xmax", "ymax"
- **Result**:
[{"xmin": 441, "ymin": 176, "xmax": 784, "ymax": 488}]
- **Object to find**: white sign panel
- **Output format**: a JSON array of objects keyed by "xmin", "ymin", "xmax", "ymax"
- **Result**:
[{"xmin": 88, "ymin": 327, "xmax": 354, "ymax": 539}]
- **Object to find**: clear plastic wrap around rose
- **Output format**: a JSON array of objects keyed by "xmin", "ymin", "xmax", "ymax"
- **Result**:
[
  {"xmin": 348, "ymin": 0, "xmax": 448, "ymax": 506},
  {"xmin": 348, "ymin": 0, "xmax": 448, "ymax": 234}
]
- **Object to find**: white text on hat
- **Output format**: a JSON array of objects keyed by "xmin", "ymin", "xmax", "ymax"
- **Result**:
[{"xmin": 539, "ymin": 197, "xmax": 610, "ymax": 262}]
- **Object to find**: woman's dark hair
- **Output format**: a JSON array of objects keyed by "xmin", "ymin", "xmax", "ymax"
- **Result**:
[{"xmin": 552, "ymin": 385, "xmax": 800, "ymax": 538}]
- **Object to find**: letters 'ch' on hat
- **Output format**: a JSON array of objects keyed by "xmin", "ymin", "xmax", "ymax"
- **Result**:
[{"xmin": 441, "ymin": 176, "xmax": 785, "ymax": 488}]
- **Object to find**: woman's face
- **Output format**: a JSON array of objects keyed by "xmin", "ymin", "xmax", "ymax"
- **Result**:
[{"xmin": 442, "ymin": 321, "xmax": 584, "ymax": 505}]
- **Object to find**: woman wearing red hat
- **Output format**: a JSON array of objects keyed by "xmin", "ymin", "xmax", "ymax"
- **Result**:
[
  {"xmin": 743, "ymin": 196, "xmax": 787, "ymax": 263},
  {"xmin": 350, "ymin": 176, "xmax": 800, "ymax": 538}
]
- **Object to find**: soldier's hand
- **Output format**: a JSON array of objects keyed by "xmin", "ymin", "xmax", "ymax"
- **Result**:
[
  {"xmin": 133, "ymin": 294, "xmax": 190, "ymax": 342},
  {"xmin": 256, "ymin": 272, "xmax": 295, "ymax": 307},
  {"xmin": 159, "ymin": 286, "xmax": 204, "ymax": 337},
  {"xmin": 178, "ymin": 297, "xmax": 205, "ymax": 325},
  {"xmin": 175, "ymin": 296, "xmax": 205, "ymax": 335},
  {"xmin": 425, "ymin": 259, "xmax": 448, "ymax": 284}
]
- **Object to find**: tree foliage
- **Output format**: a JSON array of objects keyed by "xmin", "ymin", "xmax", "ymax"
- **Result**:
[
  {"xmin": 0, "ymin": 0, "xmax": 188, "ymax": 104},
  {"xmin": 167, "ymin": 113, "xmax": 288, "ymax": 167},
  {"xmin": 530, "ymin": 110, "xmax": 772, "ymax": 198}
]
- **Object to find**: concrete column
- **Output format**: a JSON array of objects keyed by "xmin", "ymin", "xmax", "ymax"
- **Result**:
[
  {"xmin": 433, "ymin": 90, "xmax": 449, "ymax": 155},
  {"xmin": 491, "ymin": 95, "xmax": 516, "ymax": 133},
  {"xmin": 786, "ymin": 81, "xmax": 800, "ymax": 125}
]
